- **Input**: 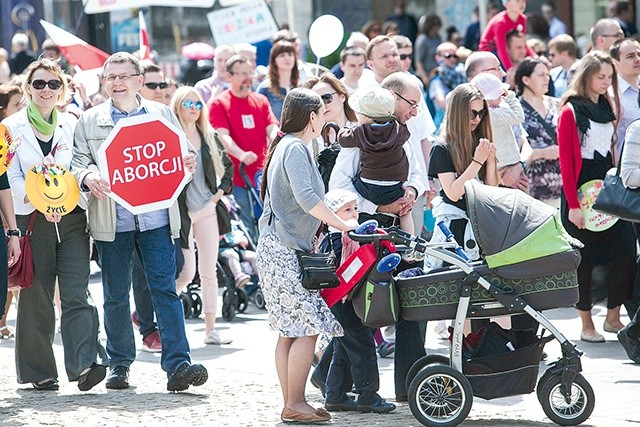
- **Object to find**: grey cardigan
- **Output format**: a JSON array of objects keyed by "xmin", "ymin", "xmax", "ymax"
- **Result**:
[{"xmin": 258, "ymin": 134, "xmax": 324, "ymax": 252}]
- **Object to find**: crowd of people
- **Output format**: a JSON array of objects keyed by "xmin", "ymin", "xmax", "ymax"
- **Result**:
[{"xmin": 1, "ymin": 0, "xmax": 640, "ymax": 424}]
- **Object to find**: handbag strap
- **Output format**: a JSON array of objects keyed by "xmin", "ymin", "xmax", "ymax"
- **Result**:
[{"xmin": 26, "ymin": 212, "xmax": 37, "ymax": 236}]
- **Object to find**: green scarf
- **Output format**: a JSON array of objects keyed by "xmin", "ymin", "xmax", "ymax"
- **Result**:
[{"xmin": 27, "ymin": 103, "xmax": 57, "ymax": 136}]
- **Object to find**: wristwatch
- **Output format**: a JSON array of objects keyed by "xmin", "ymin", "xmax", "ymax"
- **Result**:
[{"xmin": 6, "ymin": 229, "xmax": 20, "ymax": 237}]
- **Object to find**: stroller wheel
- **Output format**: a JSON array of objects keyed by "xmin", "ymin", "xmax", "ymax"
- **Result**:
[
  {"xmin": 190, "ymin": 291, "xmax": 202, "ymax": 318},
  {"xmin": 237, "ymin": 288, "xmax": 248, "ymax": 313},
  {"xmin": 221, "ymin": 289, "xmax": 237, "ymax": 321},
  {"xmin": 405, "ymin": 354, "xmax": 450, "ymax": 396},
  {"xmin": 253, "ymin": 288, "xmax": 266, "ymax": 310},
  {"xmin": 377, "ymin": 253, "xmax": 402, "ymax": 273},
  {"xmin": 408, "ymin": 365, "xmax": 473, "ymax": 427},
  {"xmin": 538, "ymin": 373, "xmax": 594, "ymax": 426},
  {"xmin": 180, "ymin": 292, "xmax": 194, "ymax": 319}
]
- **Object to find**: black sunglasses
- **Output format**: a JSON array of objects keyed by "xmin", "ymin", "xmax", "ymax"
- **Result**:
[
  {"xmin": 470, "ymin": 108, "xmax": 487, "ymax": 120},
  {"xmin": 31, "ymin": 79, "xmax": 62, "ymax": 90},
  {"xmin": 320, "ymin": 92, "xmax": 337, "ymax": 104},
  {"xmin": 399, "ymin": 54, "xmax": 412, "ymax": 60},
  {"xmin": 442, "ymin": 52, "xmax": 458, "ymax": 59},
  {"xmin": 144, "ymin": 82, "xmax": 168, "ymax": 90}
]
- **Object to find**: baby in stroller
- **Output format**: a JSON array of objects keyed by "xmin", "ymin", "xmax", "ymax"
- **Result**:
[{"xmin": 218, "ymin": 196, "xmax": 258, "ymax": 289}]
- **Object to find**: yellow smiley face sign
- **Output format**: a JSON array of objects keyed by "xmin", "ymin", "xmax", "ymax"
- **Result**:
[
  {"xmin": 25, "ymin": 164, "xmax": 80, "ymax": 216},
  {"xmin": 0, "ymin": 124, "xmax": 13, "ymax": 175}
]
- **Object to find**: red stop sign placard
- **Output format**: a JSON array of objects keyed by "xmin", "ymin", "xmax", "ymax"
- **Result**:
[{"xmin": 97, "ymin": 113, "xmax": 191, "ymax": 215}]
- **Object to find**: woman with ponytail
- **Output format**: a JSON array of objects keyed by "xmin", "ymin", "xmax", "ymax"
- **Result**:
[
  {"xmin": 171, "ymin": 86, "xmax": 234, "ymax": 345},
  {"xmin": 257, "ymin": 88, "xmax": 354, "ymax": 423},
  {"xmin": 3, "ymin": 59, "xmax": 105, "ymax": 391}
]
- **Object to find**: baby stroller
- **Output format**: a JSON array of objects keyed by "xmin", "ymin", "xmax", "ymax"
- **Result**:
[
  {"xmin": 217, "ymin": 194, "xmax": 265, "ymax": 321},
  {"xmin": 348, "ymin": 180, "xmax": 594, "ymax": 427}
]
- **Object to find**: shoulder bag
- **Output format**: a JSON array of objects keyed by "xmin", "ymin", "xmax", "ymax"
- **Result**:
[
  {"xmin": 593, "ymin": 144, "xmax": 640, "ymax": 223},
  {"xmin": 7, "ymin": 212, "xmax": 36, "ymax": 291}
]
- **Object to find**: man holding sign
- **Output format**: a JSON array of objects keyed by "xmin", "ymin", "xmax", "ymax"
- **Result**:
[{"xmin": 72, "ymin": 52, "xmax": 207, "ymax": 392}]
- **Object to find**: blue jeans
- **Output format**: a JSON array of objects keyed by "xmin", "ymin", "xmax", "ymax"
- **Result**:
[{"xmin": 96, "ymin": 226, "xmax": 191, "ymax": 376}]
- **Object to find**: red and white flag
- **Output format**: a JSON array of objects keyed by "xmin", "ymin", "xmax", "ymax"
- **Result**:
[
  {"xmin": 40, "ymin": 20, "xmax": 110, "ymax": 71},
  {"xmin": 139, "ymin": 11, "xmax": 153, "ymax": 63}
]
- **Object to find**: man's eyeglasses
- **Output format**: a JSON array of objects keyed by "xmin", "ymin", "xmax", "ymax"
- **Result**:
[
  {"xmin": 393, "ymin": 91, "xmax": 419, "ymax": 111},
  {"xmin": 230, "ymin": 71, "xmax": 254, "ymax": 78},
  {"xmin": 104, "ymin": 74, "xmax": 140, "ymax": 83},
  {"xmin": 182, "ymin": 100, "xmax": 203, "ymax": 110},
  {"xmin": 442, "ymin": 52, "xmax": 458, "ymax": 59},
  {"xmin": 602, "ymin": 32, "xmax": 624, "ymax": 39},
  {"xmin": 480, "ymin": 65, "xmax": 503, "ymax": 73},
  {"xmin": 470, "ymin": 108, "xmax": 487, "ymax": 120},
  {"xmin": 144, "ymin": 82, "xmax": 168, "ymax": 90},
  {"xmin": 320, "ymin": 92, "xmax": 337, "ymax": 104},
  {"xmin": 399, "ymin": 54, "xmax": 412, "ymax": 60},
  {"xmin": 31, "ymin": 79, "xmax": 62, "ymax": 90}
]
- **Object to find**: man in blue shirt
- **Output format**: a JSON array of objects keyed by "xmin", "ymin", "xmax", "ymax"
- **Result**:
[{"xmin": 72, "ymin": 52, "xmax": 206, "ymax": 392}]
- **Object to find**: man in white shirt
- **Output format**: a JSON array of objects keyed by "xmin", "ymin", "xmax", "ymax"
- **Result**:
[
  {"xmin": 547, "ymin": 34, "xmax": 578, "ymax": 98},
  {"xmin": 542, "ymin": 1, "xmax": 568, "ymax": 38},
  {"xmin": 610, "ymin": 37, "xmax": 640, "ymax": 158},
  {"xmin": 339, "ymin": 47, "xmax": 368, "ymax": 94}
]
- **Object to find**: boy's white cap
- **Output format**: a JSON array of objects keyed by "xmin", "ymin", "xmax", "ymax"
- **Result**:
[
  {"xmin": 324, "ymin": 189, "xmax": 358, "ymax": 213},
  {"xmin": 470, "ymin": 72, "xmax": 510, "ymax": 101},
  {"xmin": 348, "ymin": 87, "xmax": 396, "ymax": 122}
]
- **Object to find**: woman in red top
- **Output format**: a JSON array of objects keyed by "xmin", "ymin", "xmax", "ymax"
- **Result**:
[
  {"xmin": 557, "ymin": 51, "xmax": 634, "ymax": 343},
  {"xmin": 478, "ymin": 0, "xmax": 535, "ymax": 70}
]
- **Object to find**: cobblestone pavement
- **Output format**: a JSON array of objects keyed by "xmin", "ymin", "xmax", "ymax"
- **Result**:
[{"xmin": 0, "ymin": 263, "xmax": 639, "ymax": 426}]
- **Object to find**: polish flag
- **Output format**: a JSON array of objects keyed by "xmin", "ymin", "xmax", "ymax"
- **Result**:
[
  {"xmin": 40, "ymin": 20, "xmax": 110, "ymax": 71},
  {"xmin": 139, "ymin": 11, "xmax": 153, "ymax": 63}
]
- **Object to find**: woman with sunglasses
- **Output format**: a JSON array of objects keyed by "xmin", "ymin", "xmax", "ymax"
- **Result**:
[
  {"xmin": 303, "ymin": 73, "xmax": 357, "ymax": 159},
  {"xmin": 3, "ymin": 59, "xmax": 105, "ymax": 391},
  {"xmin": 257, "ymin": 41, "xmax": 299, "ymax": 120},
  {"xmin": 557, "ymin": 51, "xmax": 634, "ymax": 343},
  {"xmin": 171, "ymin": 87, "xmax": 234, "ymax": 345},
  {"xmin": 427, "ymin": 83, "xmax": 498, "ymax": 262}
]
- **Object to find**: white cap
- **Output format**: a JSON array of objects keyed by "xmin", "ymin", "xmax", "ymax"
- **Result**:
[
  {"xmin": 470, "ymin": 72, "xmax": 509, "ymax": 101},
  {"xmin": 348, "ymin": 87, "xmax": 396, "ymax": 122},
  {"xmin": 324, "ymin": 189, "xmax": 358, "ymax": 213}
]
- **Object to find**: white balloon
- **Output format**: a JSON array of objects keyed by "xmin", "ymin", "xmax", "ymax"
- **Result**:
[{"xmin": 308, "ymin": 15, "xmax": 344, "ymax": 59}]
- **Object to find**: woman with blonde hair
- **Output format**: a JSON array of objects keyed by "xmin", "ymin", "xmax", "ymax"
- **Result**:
[
  {"xmin": 171, "ymin": 86, "xmax": 234, "ymax": 345},
  {"xmin": 4, "ymin": 59, "xmax": 105, "ymax": 391},
  {"xmin": 257, "ymin": 40, "xmax": 299, "ymax": 120},
  {"xmin": 558, "ymin": 50, "xmax": 634, "ymax": 342}
]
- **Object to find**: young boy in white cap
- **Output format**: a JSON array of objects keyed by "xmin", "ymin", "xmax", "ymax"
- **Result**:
[
  {"xmin": 337, "ymin": 87, "xmax": 413, "ymax": 233},
  {"xmin": 314, "ymin": 188, "xmax": 396, "ymax": 415}
]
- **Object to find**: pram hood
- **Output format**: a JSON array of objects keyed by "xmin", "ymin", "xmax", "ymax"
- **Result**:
[{"xmin": 465, "ymin": 180, "xmax": 582, "ymax": 278}]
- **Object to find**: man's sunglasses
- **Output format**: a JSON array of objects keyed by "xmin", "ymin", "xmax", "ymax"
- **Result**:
[
  {"xmin": 182, "ymin": 100, "xmax": 203, "ymax": 110},
  {"xmin": 399, "ymin": 54, "xmax": 412, "ymax": 60},
  {"xmin": 442, "ymin": 52, "xmax": 458, "ymax": 59},
  {"xmin": 31, "ymin": 79, "xmax": 62, "ymax": 90},
  {"xmin": 144, "ymin": 82, "xmax": 168, "ymax": 90}
]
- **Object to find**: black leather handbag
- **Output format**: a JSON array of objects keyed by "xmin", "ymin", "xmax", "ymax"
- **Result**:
[
  {"xmin": 295, "ymin": 250, "xmax": 340, "ymax": 290},
  {"xmin": 593, "ymin": 156, "xmax": 640, "ymax": 223}
]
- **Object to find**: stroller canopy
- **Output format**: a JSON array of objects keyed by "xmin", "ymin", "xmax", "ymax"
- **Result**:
[{"xmin": 465, "ymin": 180, "xmax": 582, "ymax": 278}]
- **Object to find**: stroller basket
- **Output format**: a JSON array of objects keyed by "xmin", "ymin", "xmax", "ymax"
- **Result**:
[
  {"xmin": 461, "ymin": 323, "xmax": 554, "ymax": 400},
  {"xmin": 397, "ymin": 265, "xmax": 578, "ymax": 321}
]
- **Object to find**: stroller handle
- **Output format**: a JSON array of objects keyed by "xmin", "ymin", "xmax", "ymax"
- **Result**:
[{"xmin": 348, "ymin": 227, "xmax": 428, "ymax": 252}]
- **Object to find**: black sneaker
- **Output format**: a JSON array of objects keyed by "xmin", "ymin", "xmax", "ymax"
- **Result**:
[
  {"xmin": 105, "ymin": 365, "xmax": 130, "ymax": 390},
  {"xmin": 618, "ymin": 325, "xmax": 640, "ymax": 363},
  {"xmin": 167, "ymin": 363, "xmax": 208, "ymax": 392}
]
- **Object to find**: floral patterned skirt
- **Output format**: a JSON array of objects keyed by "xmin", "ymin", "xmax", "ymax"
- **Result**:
[{"xmin": 256, "ymin": 232, "xmax": 343, "ymax": 338}]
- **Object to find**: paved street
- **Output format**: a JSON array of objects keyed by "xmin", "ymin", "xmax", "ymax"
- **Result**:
[{"xmin": 0, "ymin": 262, "xmax": 639, "ymax": 426}]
